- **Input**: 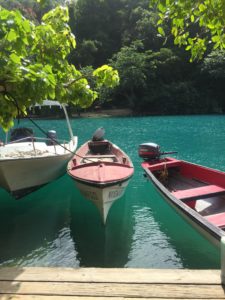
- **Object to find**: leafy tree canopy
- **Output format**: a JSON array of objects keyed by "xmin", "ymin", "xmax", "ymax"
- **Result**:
[
  {"xmin": 151, "ymin": 0, "xmax": 225, "ymax": 61},
  {"xmin": 0, "ymin": 5, "xmax": 119, "ymax": 130},
  {"xmin": 201, "ymin": 50, "xmax": 225, "ymax": 79}
]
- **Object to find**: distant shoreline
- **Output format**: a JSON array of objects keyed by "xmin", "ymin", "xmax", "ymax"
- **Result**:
[
  {"xmin": 73, "ymin": 108, "xmax": 133, "ymax": 118},
  {"xmin": 27, "ymin": 109, "xmax": 224, "ymax": 120},
  {"xmin": 28, "ymin": 108, "xmax": 133, "ymax": 120}
]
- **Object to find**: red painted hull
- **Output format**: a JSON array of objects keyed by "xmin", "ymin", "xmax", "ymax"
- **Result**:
[{"xmin": 142, "ymin": 157, "xmax": 225, "ymax": 247}]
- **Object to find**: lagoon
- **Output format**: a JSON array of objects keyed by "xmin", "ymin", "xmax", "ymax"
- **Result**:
[{"xmin": 0, "ymin": 115, "xmax": 223, "ymax": 268}]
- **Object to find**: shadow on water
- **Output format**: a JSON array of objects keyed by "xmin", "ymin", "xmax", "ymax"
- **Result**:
[
  {"xmin": 0, "ymin": 175, "xmax": 77, "ymax": 267},
  {"xmin": 142, "ymin": 180, "xmax": 220, "ymax": 269},
  {"xmin": 69, "ymin": 187, "xmax": 134, "ymax": 267}
]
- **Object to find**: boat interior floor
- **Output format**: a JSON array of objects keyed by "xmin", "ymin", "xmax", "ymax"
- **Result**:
[{"xmin": 158, "ymin": 169, "xmax": 225, "ymax": 224}]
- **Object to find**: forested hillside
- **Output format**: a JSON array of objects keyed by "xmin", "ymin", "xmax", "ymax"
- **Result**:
[{"xmin": 2, "ymin": 0, "xmax": 225, "ymax": 116}]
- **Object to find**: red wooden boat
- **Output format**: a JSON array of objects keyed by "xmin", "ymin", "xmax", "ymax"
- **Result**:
[
  {"xmin": 67, "ymin": 128, "xmax": 134, "ymax": 223},
  {"xmin": 139, "ymin": 142, "xmax": 225, "ymax": 247}
]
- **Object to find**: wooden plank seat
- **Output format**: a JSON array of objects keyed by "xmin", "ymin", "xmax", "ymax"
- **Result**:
[
  {"xmin": 205, "ymin": 211, "xmax": 225, "ymax": 228},
  {"xmin": 149, "ymin": 160, "xmax": 181, "ymax": 172},
  {"xmin": 82, "ymin": 155, "xmax": 117, "ymax": 163},
  {"xmin": 172, "ymin": 184, "xmax": 225, "ymax": 201},
  {"xmin": 84, "ymin": 155, "xmax": 117, "ymax": 158}
]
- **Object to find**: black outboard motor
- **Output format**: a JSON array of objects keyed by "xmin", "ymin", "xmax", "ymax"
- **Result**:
[
  {"xmin": 138, "ymin": 143, "xmax": 161, "ymax": 160},
  {"xmin": 46, "ymin": 130, "xmax": 57, "ymax": 145},
  {"xmin": 139, "ymin": 142, "xmax": 177, "ymax": 161}
]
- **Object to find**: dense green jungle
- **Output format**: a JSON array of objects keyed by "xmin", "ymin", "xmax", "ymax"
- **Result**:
[{"xmin": 2, "ymin": 0, "xmax": 225, "ymax": 116}]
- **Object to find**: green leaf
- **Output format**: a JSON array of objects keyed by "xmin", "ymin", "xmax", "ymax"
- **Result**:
[
  {"xmin": 158, "ymin": 27, "xmax": 165, "ymax": 36},
  {"xmin": 158, "ymin": 3, "xmax": 166, "ymax": 13},
  {"xmin": 171, "ymin": 26, "xmax": 178, "ymax": 36},
  {"xmin": 22, "ymin": 20, "xmax": 31, "ymax": 33},
  {"xmin": 0, "ymin": 9, "xmax": 9, "ymax": 20},
  {"xmin": 199, "ymin": 4, "xmax": 206, "ymax": 12},
  {"xmin": 10, "ymin": 53, "xmax": 21, "ymax": 64},
  {"xmin": 212, "ymin": 35, "xmax": 220, "ymax": 42},
  {"xmin": 7, "ymin": 29, "xmax": 17, "ymax": 42}
]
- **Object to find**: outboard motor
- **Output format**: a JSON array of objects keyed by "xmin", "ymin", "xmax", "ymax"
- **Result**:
[
  {"xmin": 138, "ymin": 143, "xmax": 161, "ymax": 160},
  {"xmin": 138, "ymin": 142, "xmax": 177, "ymax": 161},
  {"xmin": 46, "ymin": 130, "xmax": 57, "ymax": 145},
  {"xmin": 92, "ymin": 127, "xmax": 105, "ymax": 141}
]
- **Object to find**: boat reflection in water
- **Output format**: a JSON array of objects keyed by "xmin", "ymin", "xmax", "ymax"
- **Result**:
[{"xmin": 69, "ymin": 188, "xmax": 134, "ymax": 267}]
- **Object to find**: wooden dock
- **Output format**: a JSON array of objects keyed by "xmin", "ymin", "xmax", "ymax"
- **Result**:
[{"xmin": 0, "ymin": 267, "xmax": 224, "ymax": 299}]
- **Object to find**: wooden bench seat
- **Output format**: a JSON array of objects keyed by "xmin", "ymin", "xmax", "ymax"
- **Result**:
[
  {"xmin": 84, "ymin": 155, "xmax": 116, "ymax": 158},
  {"xmin": 172, "ymin": 184, "xmax": 225, "ymax": 201},
  {"xmin": 82, "ymin": 155, "xmax": 117, "ymax": 163},
  {"xmin": 205, "ymin": 212, "xmax": 225, "ymax": 228}
]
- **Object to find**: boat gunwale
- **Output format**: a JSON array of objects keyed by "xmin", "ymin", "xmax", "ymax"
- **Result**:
[
  {"xmin": 69, "ymin": 160, "xmax": 134, "ymax": 170},
  {"xmin": 67, "ymin": 171, "xmax": 133, "ymax": 188}
]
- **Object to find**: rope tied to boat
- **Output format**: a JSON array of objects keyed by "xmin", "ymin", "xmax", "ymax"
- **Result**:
[{"xmin": 159, "ymin": 161, "xmax": 169, "ymax": 182}]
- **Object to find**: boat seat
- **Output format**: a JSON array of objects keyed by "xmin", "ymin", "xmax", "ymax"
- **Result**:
[
  {"xmin": 172, "ymin": 185, "xmax": 225, "ymax": 201},
  {"xmin": 205, "ymin": 212, "xmax": 225, "ymax": 228},
  {"xmin": 149, "ymin": 160, "xmax": 181, "ymax": 172},
  {"xmin": 82, "ymin": 155, "xmax": 117, "ymax": 163}
]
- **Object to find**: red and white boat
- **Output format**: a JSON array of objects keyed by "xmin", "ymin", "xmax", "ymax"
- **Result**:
[
  {"xmin": 67, "ymin": 128, "xmax": 134, "ymax": 223},
  {"xmin": 139, "ymin": 142, "xmax": 225, "ymax": 247}
]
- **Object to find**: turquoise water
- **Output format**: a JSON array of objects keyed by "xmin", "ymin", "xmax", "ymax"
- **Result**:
[{"xmin": 0, "ymin": 115, "xmax": 224, "ymax": 268}]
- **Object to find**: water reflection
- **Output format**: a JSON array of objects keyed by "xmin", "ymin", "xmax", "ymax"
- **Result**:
[
  {"xmin": 70, "ymin": 189, "xmax": 134, "ymax": 267},
  {"xmin": 0, "ymin": 176, "xmax": 77, "ymax": 267},
  {"xmin": 142, "ymin": 181, "xmax": 220, "ymax": 269},
  {"xmin": 124, "ymin": 177, "xmax": 182, "ymax": 268}
]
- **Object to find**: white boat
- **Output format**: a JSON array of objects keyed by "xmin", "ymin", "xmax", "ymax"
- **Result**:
[
  {"xmin": 0, "ymin": 101, "xmax": 78, "ymax": 198},
  {"xmin": 67, "ymin": 128, "xmax": 134, "ymax": 223}
]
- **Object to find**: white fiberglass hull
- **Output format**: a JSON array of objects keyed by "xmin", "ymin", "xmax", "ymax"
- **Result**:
[
  {"xmin": 0, "ymin": 138, "xmax": 77, "ymax": 197},
  {"xmin": 74, "ymin": 179, "xmax": 130, "ymax": 223}
]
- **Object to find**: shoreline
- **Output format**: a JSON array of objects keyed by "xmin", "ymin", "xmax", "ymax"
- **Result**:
[
  {"xmin": 28, "ymin": 108, "xmax": 133, "ymax": 120},
  {"xmin": 73, "ymin": 108, "xmax": 133, "ymax": 118},
  {"xmin": 27, "ymin": 109, "xmax": 224, "ymax": 120}
]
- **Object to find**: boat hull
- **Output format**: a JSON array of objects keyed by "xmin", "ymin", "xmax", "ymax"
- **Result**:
[
  {"xmin": 142, "ymin": 160, "xmax": 225, "ymax": 248},
  {"xmin": 0, "ymin": 154, "xmax": 72, "ymax": 197},
  {"xmin": 74, "ymin": 178, "xmax": 131, "ymax": 223},
  {"xmin": 68, "ymin": 139, "xmax": 134, "ymax": 223},
  {"xmin": 0, "ymin": 138, "xmax": 78, "ymax": 198}
]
